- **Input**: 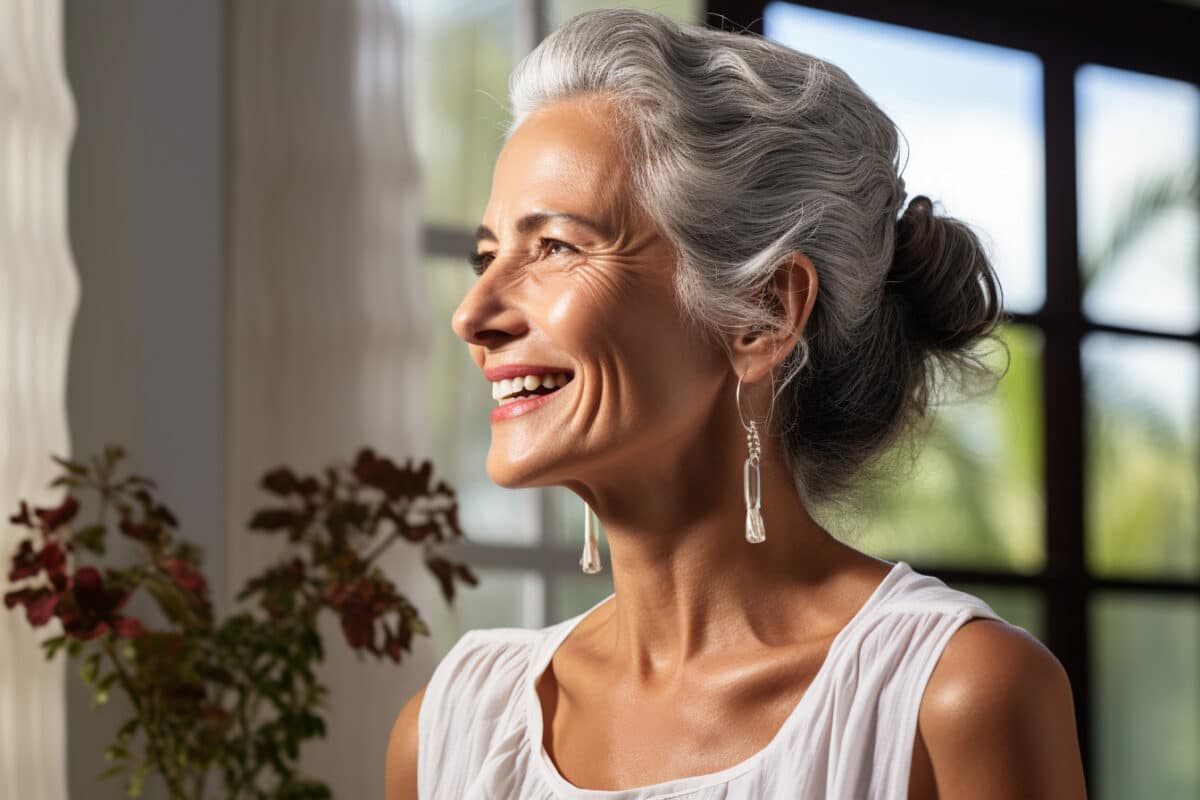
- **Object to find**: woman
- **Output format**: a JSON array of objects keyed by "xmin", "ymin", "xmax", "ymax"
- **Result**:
[{"xmin": 388, "ymin": 8, "xmax": 1086, "ymax": 799}]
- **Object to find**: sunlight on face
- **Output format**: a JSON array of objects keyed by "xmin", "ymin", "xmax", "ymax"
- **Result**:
[{"xmin": 451, "ymin": 93, "xmax": 726, "ymax": 490}]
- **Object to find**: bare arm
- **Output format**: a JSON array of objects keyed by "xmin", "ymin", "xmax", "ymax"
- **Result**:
[
  {"xmin": 916, "ymin": 618, "xmax": 1088, "ymax": 799},
  {"xmin": 385, "ymin": 682, "xmax": 429, "ymax": 800}
]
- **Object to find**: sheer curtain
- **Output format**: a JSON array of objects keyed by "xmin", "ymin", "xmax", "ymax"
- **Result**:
[
  {"xmin": 0, "ymin": 0, "xmax": 76, "ymax": 798},
  {"xmin": 225, "ymin": 1, "xmax": 431, "ymax": 795}
]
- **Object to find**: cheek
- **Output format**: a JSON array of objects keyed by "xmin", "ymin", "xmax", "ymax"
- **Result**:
[
  {"xmin": 541, "ymin": 271, "xmax": 714, "ymax": 416},
  {"xmin": 542, "ymin": 265, "xmax": 684, "ymax": 358}
]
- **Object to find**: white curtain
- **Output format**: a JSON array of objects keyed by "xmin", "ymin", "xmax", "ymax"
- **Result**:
[
  {"xmin": 225, "ymin": 1, "xmax": 431, "ymax": 796},
  {"xmin": 0, "ymin": 0, "xmax": 76, "ymax": 798}
]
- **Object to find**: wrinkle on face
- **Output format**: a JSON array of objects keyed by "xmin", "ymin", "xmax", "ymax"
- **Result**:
[{"xmin": 453, "ymin": 91, "xmax": 724, "ymax": 490}]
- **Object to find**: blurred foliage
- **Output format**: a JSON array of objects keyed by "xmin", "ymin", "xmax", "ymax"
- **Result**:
[
  {"xmin": 855, "ymin": 163, "xmax": 1199, "ymax": 583},
  {"xmin": 852, "ymin": 322, "xmax": 1044, "ymax": 572},
  {"xmin": 1081, "ymin": 164, "xmax": 1199, "ymax": 294},
  {"xmin": 5, "ymin": 445, "xmax": 477, "ymax": 799}
]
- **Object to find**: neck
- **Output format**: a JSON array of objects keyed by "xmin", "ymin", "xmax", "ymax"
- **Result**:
[{"xmin": 565, "ymin": 411, "xmax": 855, "ymax": 681}]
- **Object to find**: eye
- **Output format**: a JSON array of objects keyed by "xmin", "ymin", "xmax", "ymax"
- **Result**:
[
  {"xmin": 467, "ymin": 250, "xmax": 493, "ymax": 276},
  {"xmin": 540, "ymin": 237, "xmax": 577, "ymax": 258},
  {"xmin": 467, "ymin": 238, "xmax": 577, "ymax": 277}
]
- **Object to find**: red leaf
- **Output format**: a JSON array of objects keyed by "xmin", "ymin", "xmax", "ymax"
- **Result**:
[
  {"xmin": 163, "ymin": 559, "xmax": 208, "ymax": 598},
  {"xmin": 8, "ymin": 500, "xmax": 33, "ymax": 527},
  {"xmin": 39, "ymin": 543, "xmax": 67, "ymax": 579},
  {"xmin": 247, "ymin": 508, "xmax": 300, "ymax": 531},
  {"xmin": 27, "ymin": 592, "xmax": 61, "ymax": 626},
  {"xmin": 426, "ymin": 557, "xmax": 456, "ymax": 603},
  {"xmin": 118, "ymin": 516, "xmax": 162, "ymax": 543},
  {"xmin": 8, "ymin": 540, "xmax": 40, "ymax": 581},
  {"xmin": 113, "ymin": 616, "xmax": 145, "ymax": 639},
  {"xmin": 34, "ymin": 495, "xmax": 80, "ymax": 531},
  {"xmin": 261, "ymin": 467, "xmax": 301, "ymax": 497}
]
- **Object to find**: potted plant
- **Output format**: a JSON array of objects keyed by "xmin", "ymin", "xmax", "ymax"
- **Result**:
[{"xmin": 4, "ymin": 445, "xmax": 478, "ymax": 799}]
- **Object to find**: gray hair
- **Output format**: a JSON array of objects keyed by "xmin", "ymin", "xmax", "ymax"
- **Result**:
[{"xmin": 503, "ymin": 8, "xmax": 1009, "ymax": 519}]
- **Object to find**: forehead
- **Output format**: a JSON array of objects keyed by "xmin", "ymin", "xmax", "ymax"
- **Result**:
[{"xmin": 490, "ymin": 94, "xmax": 630, "ymax": 214}]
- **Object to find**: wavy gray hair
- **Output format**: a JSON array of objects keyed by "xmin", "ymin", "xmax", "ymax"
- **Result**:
[{"xmin": 503, "ymin": 8, "xmax": 1008, "ymax": 519}]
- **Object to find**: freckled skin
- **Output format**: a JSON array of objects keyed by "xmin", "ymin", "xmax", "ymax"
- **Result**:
[{"xmin": 385, "ymin": 93, "xmax": 1087, "ymax": 799}]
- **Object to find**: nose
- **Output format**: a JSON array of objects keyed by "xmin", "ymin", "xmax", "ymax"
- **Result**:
[{"xmin": 451, "ymin": 273, "xmax": 529, "ymax": 349}]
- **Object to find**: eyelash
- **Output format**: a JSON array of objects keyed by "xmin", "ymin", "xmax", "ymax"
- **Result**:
[{"xmin": 468, "ymin": 238, "xmax": 576, "ymax": 276}]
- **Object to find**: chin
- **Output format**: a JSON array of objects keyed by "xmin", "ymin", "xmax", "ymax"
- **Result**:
[{"xmin": 485, "ymin": 448, "xmax": 555, "ymax": 490}]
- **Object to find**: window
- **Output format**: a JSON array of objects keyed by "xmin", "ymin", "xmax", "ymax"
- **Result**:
[
  {"xmin": 416, "ymin": 2, "xmax": 1200, "ymax": 796},
  {"xmin": 756, "ymin": 3, "xmax": 1197, "ymax": 797}
]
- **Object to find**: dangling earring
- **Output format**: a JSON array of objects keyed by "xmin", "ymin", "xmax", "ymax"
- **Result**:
[
  {"xmin": 737, "ymin": 371, "xmax": 772, "ymax": 544},
  {"xmin": 580, "ymin": 499, "xmax": 603, "ymax": 574}
]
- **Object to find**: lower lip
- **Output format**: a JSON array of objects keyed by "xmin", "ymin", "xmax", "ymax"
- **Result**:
[{"xmin": 490, "ymin": 384, "xmax": 569, "ymax": 423}]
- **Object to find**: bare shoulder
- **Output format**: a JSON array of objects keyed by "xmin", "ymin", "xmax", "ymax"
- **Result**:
[
  {"xmin": 385, "ymin": 681, "xmax": 429, "ymax": 800},
  {"xmin": 914, "ymin": 617, "xmax": 1088, "ymax": 799}
]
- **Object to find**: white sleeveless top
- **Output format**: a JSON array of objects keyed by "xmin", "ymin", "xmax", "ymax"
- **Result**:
[{"xmin": 417, "ymin": 559, "xmax": 1007, "ymax": 799}]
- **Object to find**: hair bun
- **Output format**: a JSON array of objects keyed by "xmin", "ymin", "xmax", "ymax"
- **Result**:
[{"xmin": 886, "ymin": 194, "xmax": 1004, "ymax": 352}]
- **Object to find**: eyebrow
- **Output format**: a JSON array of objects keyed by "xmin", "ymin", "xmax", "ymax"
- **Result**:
[{"xmin": 473, "ymin": 211, "xmax": 609, "ymax": 244}]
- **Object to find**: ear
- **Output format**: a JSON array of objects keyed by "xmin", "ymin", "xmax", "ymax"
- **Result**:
[{"xmin": 728, "ymin": 251, "xmax": 818, "ymax": 384}]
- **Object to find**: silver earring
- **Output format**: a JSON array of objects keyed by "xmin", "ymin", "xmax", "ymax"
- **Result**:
[
  {"xmin": 737, "ymin": 372, "xmax": 771, "ymax": 544},
  {"xmin": 580, "ymin": 499, "xmax": 603, "ymax": 573}
]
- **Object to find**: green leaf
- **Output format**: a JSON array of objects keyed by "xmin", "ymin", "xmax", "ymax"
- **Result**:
[
  {"xmin": 91, "ymin": 671, "xmax": 119, "ymax": 708},
  {"xmin": 123, "ymin": 474, "xmax": 158, "ymax": 488},
  {"xmin": 75, "ymin": 524, "xmax": 107, "ymax": 555},
  {"xmin": 41, "ymin": 635, "xmax": 67, "ymax": 660},
  {"xmin": 104, "ymin": 745, "xmax": 129, "ymax": 763},
  {"xmin": 116, "ymin": 718, "xmax": 139, "ymax": 746},
  {"xmin": 126, "ymin": 760, "xmax": 149, "ymax": 798},
  {"xmin": 51, "ymin": 454, "xmax": 89, "ymax": 476},
  {"xmin": 103, "ymin": 444, "xmax": 126, "ymax": 468},
  {"xmin": 80, "ymin": 652, "xmax": 101, "ymax": 686},
  {"xmin": 97, "ymin": 764, "xmax": 126, "ymax": 781}
]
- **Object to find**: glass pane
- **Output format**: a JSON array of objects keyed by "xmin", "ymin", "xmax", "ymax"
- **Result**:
[
  {"xmin": 549, "ymin": 0, "xmax": 702, "ymax": 27},
  {"xmin": 852, "ymin": 324, "xmax": 1045, "ymax": 572},
  {"xmin": 410, "ymin": 0, "xmax": 522, "ymax": 229},
  {"xmin": 946, "ymin": 582, "xmax": 1043, "ymax": 641},
  {"xmin": 426, "ymin": 257, "xmax": 544, "ymax": 545},
  {"xmin": 1092, "ymin": 593, "xmax": 1200, "ymax": 800},
  {"xmin": 764, "ymin": 2, "xmax": 1046, "ymax": 314},
  {"xmin": 1077, "ymin": 65, "xmax": 1200, "ymax": 334},
  {"xmin": 551, "ymin": 574, "xmax": 617, "ymax": 624},
  {"xmin": 1083, "ymin": 333, "xmax": 1199, "ymax": 579},
  {"xmin": 427, "ymin": 566, "xmax": 545, "ymax": 660}
]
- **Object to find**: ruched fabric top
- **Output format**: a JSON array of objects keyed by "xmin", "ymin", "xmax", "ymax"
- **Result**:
[{"xmin": 417, "ymin": 559, "xmax": 1007, "ymax": 799}]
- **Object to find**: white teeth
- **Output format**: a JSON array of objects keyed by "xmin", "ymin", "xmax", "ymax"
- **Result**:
[{"xmin": 492, "ymin": 371, "xmax": 573, "ymax": 403}]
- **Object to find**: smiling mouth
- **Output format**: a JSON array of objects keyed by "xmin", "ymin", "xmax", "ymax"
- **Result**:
[{"xmin": 493, "ymin": 372, "xmax": 574, "ymax": 405}]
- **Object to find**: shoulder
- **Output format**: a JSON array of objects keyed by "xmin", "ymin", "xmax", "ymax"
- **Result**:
[
  {"xmin": 385, "ymin": 681, "xmax": 428, "ymax": 800},
  {"xmin": 916, "ymin": 617, "xmax": 1087, "ymax": 798},
  {"xmin": 384, "ymin": 628, "xmax": 540, "ymax": 799}
]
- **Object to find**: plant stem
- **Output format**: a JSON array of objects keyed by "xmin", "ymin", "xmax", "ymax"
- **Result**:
[
  {"xmin": 361, "ymin": 528, "xmax": 403, "ymax": 567},
  {"xmin": 102, "ymin": 638, "xmax": 190, "ymax": 799}
]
